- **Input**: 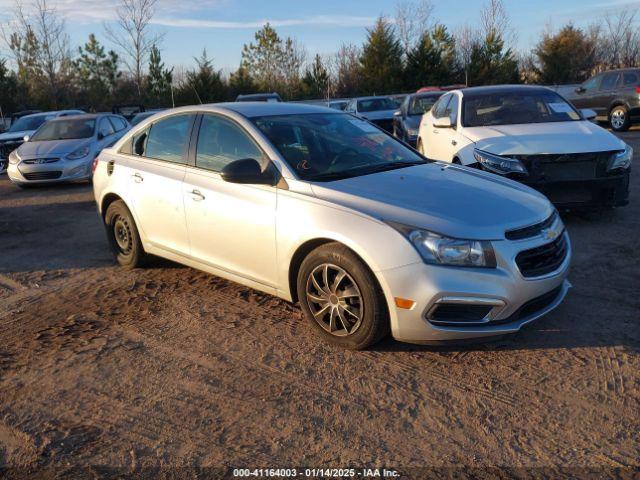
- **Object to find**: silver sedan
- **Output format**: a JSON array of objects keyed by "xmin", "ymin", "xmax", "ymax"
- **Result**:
[{"xmin": 8, "ymin": 113, "xmax": 130, "ymax": 186}]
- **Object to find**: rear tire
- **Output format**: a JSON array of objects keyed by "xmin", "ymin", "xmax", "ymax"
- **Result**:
[
  {"xmin": 609, "ymin": 105, "xmax": 630, "ymax": 132},
  {"xmin": 297, "ymin": 243, "xmax": 389, "ymax": 350},
  {"xmin": 104, "ymin": 200, "xmax": 147, "ymax": 269}
]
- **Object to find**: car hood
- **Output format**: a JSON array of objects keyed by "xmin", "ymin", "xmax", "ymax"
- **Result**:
[
  {"xmin": 17, "ymin": 138, "xmax": 93, "ymax": 158},
  {"xmin": 310, "ymin": 163, "xmax": 553, "ymax": 240},
  {"xmin": 463, "ymin": 121, "xmax": 625, "ymax": 155},
  {"xmin": 359, "ymin": 110, "xmax": 397, "ymax": 121},
  {"xmin": 0, "ymin": 130, "xmax": 33, "ymax": 142}
]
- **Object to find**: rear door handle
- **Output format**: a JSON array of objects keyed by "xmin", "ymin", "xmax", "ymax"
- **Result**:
[
  {"xmin": 432, "ymin": 129, "xmax": 439, "ymax": 134},
  {"xmin": 451, "ymin": 140, "xmax": 457, "ymax": 146},
  {"xmin": 132, "ymin": 173, "xmax": 143, "ymax": 183},
  {"xmin": 190, "ymin": 189, "xmax": 205, "ymax": 201}
]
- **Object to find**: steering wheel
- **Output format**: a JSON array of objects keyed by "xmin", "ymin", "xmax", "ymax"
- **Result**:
[{"xmin": 328, "ymin": 148, "xmax": 360, "ymax": 172}]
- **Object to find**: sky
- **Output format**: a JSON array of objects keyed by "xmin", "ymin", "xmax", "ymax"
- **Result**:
[{"xmin": 1, "ymin": 0, "xmax": 638, "ymax": 74}]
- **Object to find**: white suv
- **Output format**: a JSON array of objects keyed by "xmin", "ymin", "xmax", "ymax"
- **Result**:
[{"xmin": 93, "ymin": 103, "xmax": 571, "ymax": 350}]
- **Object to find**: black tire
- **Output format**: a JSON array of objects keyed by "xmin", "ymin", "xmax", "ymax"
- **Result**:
[
  {"xmin": 297, "ymin": 242, "xmax": 389, "ymax": 350},
  {"xmin": 104, "ymin": 200, "xmax": 147, "ymax": 269},
  {"xmin": 609, "ymin": 105, "xmax": 631, "ymax": 132}
]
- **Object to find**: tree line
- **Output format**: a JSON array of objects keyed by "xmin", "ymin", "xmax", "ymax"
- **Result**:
[{"xmin": 0, "ymin": 0, "xmax": 638, "ymax": 116}]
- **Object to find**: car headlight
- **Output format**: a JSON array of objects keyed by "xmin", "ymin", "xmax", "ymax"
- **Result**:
[
  {"xmin": 8, "ymin": 150, "xmax": 20, "ymax": 165},
  {"xmin": 608, "ymin": 145, "xmax": 633, "ymax": 172},
  {"xmin": 473, "ymin": 149, "xmax": 528, "ymax": 176},
  {"xmin": 67, "ymin": 145, "xmax": 91, "ymax": 160},
  {"xmin": 387, "ymin": 222, "xmax": 497, "ymax": 268},
  {"xmin": 406, "ymin": 128, "xmax": 418, "ymax": 137}
]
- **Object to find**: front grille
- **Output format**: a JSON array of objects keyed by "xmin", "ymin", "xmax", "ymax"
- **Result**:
[
  {"xmin": 0, "ymin": 141, "xmax": 23, "ymax": 159},
  {"xmin": 515, "ymin": 233, "xmax": 568, "ymax": 278},
  {"xmin": 511, "ymin": 151, "xmax": 618, "ymax": 182},
  {"xmin": 23, "ymin": 158, "xmax": 59, "ymax": 165},
  {"xmin": 23, "ymin": 171, "xmax": 62, "ymax": 180},
  {"xmin": 492, "ymin": 286, "xmax": 563, "ymax": 325},
  {"xmin": 370, "ymin": 118, "xmax": 394, "ymax": 133},
  {"xmin": 505, "ymin": 211, "xmax": 558, "ymax": 240}
]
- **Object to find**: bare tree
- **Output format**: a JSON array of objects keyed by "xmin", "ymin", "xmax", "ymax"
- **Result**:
[
  {"xmin": 328, "ymin": 43, "xmax": 361, "ymax": 97},
  {"xmin": 479, "ymin": 0, "xmax": 516, "ymax": 46},
  {"xmin": 454, "ymin": 24, "xmax": 479, "ymax": 86},
  {"xmin": 394, "ymin": 0, "xmax": 435, "ymax": 55},
  {"xmin": 599, "ymin": 7, "xmax": 640, "ymax": 69},
  {"xmin": 1, "ymin": 0, "xmax": 70, "ymax": 107},
  {"xmin": 104, "ymin": 0, "xmax": 162, "ymax": 98}
]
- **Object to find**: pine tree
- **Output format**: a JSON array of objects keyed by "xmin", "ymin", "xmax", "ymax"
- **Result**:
[
  {"xmin": 147, "ymin": 45, "xmax": 173, "ymax": 107},
  {"xmin": 302, "ymin": 54, "xmax": 330, "ymax": 99},
  {"xmin": 229, "ymin": 66, "xmax": 256, "ymax": 98},
  {"xmin": 404, "ymin": 24, "xmax": 459, "ymax": 90},
  {"xmin": 360, "ymin": 17, "xmax": 404, "ymax": 95},
  {"xmin": 73, "ymin": 34, "xmax": 119, "ymax": 110},
  {"xmin": 177, "ymin": 49, "xmax": 226, "ymax": 104},
  {"xmin": 241, "ymin": 23, "xmax": 284, "ymax": 92},
  {"xmin": 467, "ymin": 31, "xmax": 519, "ymax": 86},
  {"xmin": 534, "ymin": 25, "xmax": 597, "ymax": 84}
]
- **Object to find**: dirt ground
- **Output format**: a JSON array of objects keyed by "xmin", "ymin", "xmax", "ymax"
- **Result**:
[{"xmin": 0, "ymin": 130, "xmax": 639, "ymax": 479}]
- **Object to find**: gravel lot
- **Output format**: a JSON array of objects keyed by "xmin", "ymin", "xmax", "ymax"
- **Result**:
[{"xmin": 0, "ymin": 129, "xmax": 638, "ymax": 478}]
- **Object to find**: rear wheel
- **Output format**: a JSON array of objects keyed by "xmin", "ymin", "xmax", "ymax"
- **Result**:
[
  {"xmin": 609, "ymin": 105, "xmax": 630, "ymax": 132},
  {"xmin": 297, "ymin": 243, "xmax": 389, "ymax": 350},
  {"xmin": 104, "ymin": 200, "xmax": 147, "ymax": 268}
]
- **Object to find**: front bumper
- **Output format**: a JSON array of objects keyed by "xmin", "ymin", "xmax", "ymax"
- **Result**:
[
  {"xmin": 8, "ymin": 158, "xmax": 93, "ymax": 185},
  {"xmin": 523, "ymin": 170, "xmax": 630, "ymax": 209},
  {"xmin": 377, "ymin": 232, "xmax": 572, "ymax": 343}
]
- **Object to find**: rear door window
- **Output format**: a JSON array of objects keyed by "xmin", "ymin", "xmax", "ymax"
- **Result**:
[
  {"xmin": 144, "ymin": 114, "xmax": 194, "ymax": 164},
  {"xmin": 98, "ymin": 118, "xmax": 115, "ymax": 137},
  {"xmin": 622, "ymin": 71, "xmax": 639, "ymax": 86}
]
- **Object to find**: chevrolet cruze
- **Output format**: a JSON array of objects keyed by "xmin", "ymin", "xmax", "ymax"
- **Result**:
[{"xmin": 93, "ymin": 103, "xmax": 571, "ymax": 349}]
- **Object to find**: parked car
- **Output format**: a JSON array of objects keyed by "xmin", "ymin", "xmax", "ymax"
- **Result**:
[
  {"xmin": 0, "ymin": 110, "xmax": 84, "ymax": 174},
  {"xmin": 417, "ymin": 85, "xmax": 631, "ymax": 209},
  {"xmin": 130, "ymin": 109, "xmax": 167, "ymax": 126},
  {"xmin": 93, "ymin": 103, "xmax": 570, "ymax": 349},
  {"xmin": 8, "ymin": 113, "xmax": 129, "ymax": 187},
  {"xmin": 112, "ymin": 104, "xmax": 145, "ymax": 121},
  {"xmin": 236, "ymin": 93, "xmax": 282, "ymax": 102},
  {"xmin": 570, "ymin": 68, "xmax": 640, "ymax": 132},
  {"xmin": 345, "ymin": 96, "xmax": 398, "ymax": 133},
  {"xmin": 327, "ymin": 99, "xmax": 349, "ymax": 111},
  {"xmin": 393, "ymin": 91, "xmax": 444, "ymax": 147}
]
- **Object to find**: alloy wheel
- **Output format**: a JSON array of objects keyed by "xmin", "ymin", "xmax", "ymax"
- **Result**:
[
  {"xmin": 611, "ymin": 109, "xmax": 626, "ymax": 130},
  {"xmin": 305, "ymin": 263, "xmax": 363, "ymax": 336}
]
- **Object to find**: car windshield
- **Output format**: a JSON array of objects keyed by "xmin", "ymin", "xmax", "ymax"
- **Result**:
[
  {"xmin": 463, "ymin": 90, "xmax": 582, "ymax": 127},
  {"xmin": 8, "ymin": 115, "xmax": 50, "ymax": 133},
  {"xmin": 357, "ymin": 98, "xmax": 398, "ymax": 112},
  {"xmin": 409, "ymin": 95, "xmax": 441, "ymax": 116},
  {"xmin": 30, "ymin": 119, "xmax": 95, "ymax": 141},
  {"xmin": 252, "ymin": 113, "xmax": 427, "ymax": 181}
]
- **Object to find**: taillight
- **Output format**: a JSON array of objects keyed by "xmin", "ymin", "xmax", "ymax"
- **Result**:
[
  {"xmin": 91, "ymin": 157, "xmax": 99, "ymax": 173},
  {"xmin": 636, "ymin": 86, "xmax": 640, "ymax": 94}
]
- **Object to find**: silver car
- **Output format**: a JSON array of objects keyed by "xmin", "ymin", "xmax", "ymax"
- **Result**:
[
  {"xmin": 93, "ymin": 103, "xmax": 571, "ymax": 350},
  {"xmin": 8, "ymin": 113, "xmax": 130, "ymax": 186}
]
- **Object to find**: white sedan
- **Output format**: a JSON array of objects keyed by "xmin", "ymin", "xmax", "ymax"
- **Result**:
[{"xmin": 417, "ymin": 85, "xmax": 632, "ymax": 209}]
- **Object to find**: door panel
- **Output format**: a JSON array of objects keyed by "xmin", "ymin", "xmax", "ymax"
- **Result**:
[
  {"xmin": 184, "ymin": 169, "xmax": 277, "ymax": 286},
  {"xmin": 129, "ymin": 158, "xmax": 189, "ymax": 255}
]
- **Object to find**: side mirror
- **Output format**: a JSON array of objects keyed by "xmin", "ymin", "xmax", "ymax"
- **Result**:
[
  {"xmin": 23, "ymin": 135, "xmax": 30, "ymax": 142},
  {"xmin": 221, "ymin": 158, "xmax": 277, "ymax": 186},
  {"xmin": 433, "ymin": 116, "xmax": 453, "ymax": 128},
  {"xmin": 580, "ymin": 108, "xmax": 597, "ymax": 121},
  {"xmin": 575, "ymin": 86, "xmax": 586, "ymax": 94},
  {"xmin": 97, "ymin": 132, "xmax": 105, "ymax": 140}
]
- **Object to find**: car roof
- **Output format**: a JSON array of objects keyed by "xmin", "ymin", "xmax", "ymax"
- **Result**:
[
  {"xmin": 458, "ymin": 84, "xmax": 554, "ymax": 97},
  {"xmin": 354, "ymin": 96, "xmax": 392, "ymax": 101},
  {"xmin": 48, "ymin": 113, "xmax": 120, "ymax": 121},
  {"xmin": 208, "ymin": 102, "xmax": 339, "ymax": 117}
]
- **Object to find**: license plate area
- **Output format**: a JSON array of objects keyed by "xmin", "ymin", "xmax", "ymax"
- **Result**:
[{"xmin": 541, "ymin": 161, "xmax": 596, "ymax": 181}]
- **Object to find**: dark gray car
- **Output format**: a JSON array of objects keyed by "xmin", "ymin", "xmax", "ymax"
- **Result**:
[{"xmin": 570, "ymin": 68, "xmax": 640, "ymax": 131}]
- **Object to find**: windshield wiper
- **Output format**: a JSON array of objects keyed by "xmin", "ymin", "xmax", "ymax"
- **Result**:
[{"xmin": 308, "ymin": 161, "xmax": 425, "ymax": 182}]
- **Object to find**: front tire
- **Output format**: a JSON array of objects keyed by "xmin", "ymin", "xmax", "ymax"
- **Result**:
[
  {"xmin": 609, "ymin": 105, "xmax": 630, "ymax": 132},
  {"xmin": 104, "ymin": 200, "xmax": 147, "ymax": 269},
  {"xmin": 297, "ymin": 243, "xmax": 389, "ymax": 350}
]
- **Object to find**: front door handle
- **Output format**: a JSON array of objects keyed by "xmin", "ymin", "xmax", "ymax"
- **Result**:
[
  {"xmin": 132, "ymin": 173, "xmax": 143, "ymax": 183},
  {"xmin": 451, "ymin": 140, "xmax": 457, "ymax": 146},
  {"xmin": 432, "ymin": 129, "xmax": 439, "ymax": 134},
  {"xmin": 190, "ymin": 189, "xmax": 205, "ymax": 201}
]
